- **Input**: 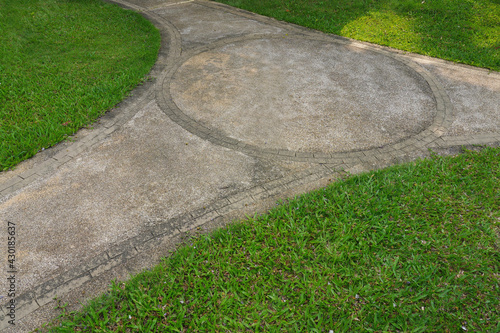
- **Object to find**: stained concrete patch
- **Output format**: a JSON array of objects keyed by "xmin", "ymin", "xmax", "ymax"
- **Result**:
[
  {"xmin": 171, "ymin": 38, "xmax": 436, "ymax": 153},
  {"xmin": 153, "ymin": 2, "xmax": 283, "ymax": 48},
  {"xmin": 0, "ymin": 101, "xmax": 295, "ymax": 296}
]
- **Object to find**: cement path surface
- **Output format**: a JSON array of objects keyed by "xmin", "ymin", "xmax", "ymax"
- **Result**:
[{"xmin": 1, "ymin": 0, "xmax": 499, "ymax": 330}]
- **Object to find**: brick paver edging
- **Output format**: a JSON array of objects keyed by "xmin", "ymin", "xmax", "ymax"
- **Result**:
[
  {"xmin": 1, "ymin": 0, "xmax": 499, "ymax": 329},
  {"xmin": 194, "ymin": 0, "xmax": 500, "ymax": 155},
  {"xmin": 0, "ymin": 163, "xmax": 345, "ymax": 328},
  {"xmin": 0, "ymin": 0, "xmax": 180, "ymax": 200},
  {"xmin": 156, "ymin": 20, "xmax": 453, "ymax": 165}
]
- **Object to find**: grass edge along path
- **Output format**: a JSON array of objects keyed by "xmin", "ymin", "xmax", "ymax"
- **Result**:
[
  {"xmin": 0, "ymin": 0, "xmax": 161, "ymax": 171},
  {"xmin": 41, "ymin": 147, "xmax": 500, "ymax": 332},
  {"xmin": 213, "ymin": 0, "xmax": 500, "ymax": 72}
]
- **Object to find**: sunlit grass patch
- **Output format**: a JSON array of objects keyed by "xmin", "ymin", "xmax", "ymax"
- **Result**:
[
  {"xmin": 341, "ymin": 11, "xmax": 422, "ymax": 51},
  {"xmin": 214, "ymin": 0, "xmax": 500, "ymax": 71}
]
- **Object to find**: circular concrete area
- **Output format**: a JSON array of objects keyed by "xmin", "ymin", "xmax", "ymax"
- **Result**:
[{"xmin": 170, "ymin": 38, "xmax": 437, "ymax": 153}]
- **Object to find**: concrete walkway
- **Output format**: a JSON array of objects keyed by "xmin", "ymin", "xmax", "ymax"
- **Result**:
[{"xmin": 1, "ymin": 0, "xmax": 499, "ymax": 330}]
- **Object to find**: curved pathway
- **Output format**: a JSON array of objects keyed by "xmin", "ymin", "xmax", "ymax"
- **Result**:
[{"xmin": 1, "ymin": 0, "xmax": 499, "ymax": 330}]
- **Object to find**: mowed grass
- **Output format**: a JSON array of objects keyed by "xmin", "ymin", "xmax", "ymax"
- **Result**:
[
  {"xmin": 19, "ymin": 0, "xmax": 499, "ymax": 332},
  {"xmin": 214, "ymin": 0, "xmax": 500, "ymax": 71},
  {"xmin": 42, "ymin": 148, "xmax": 500, "ymax": 332},
  {"xmin": 0, "ymin": 0, "xmax": 160, "ymax": 170}
]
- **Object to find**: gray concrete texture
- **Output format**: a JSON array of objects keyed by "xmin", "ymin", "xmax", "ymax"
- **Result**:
[
  {"xmin": 171, "ymin": 38, "xmax": 435, "ymax": 153},
  {"xmin": 0, "ymin": 0, "xmax": 499, "ymax": 331}
]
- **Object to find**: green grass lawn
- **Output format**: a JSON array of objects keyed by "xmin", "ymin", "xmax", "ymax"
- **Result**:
[
  {"xmin": 41, "ymin": 148, "xmax": 500, "ymax": 331},
  {"xmin": 0, "ymin": 0, "xmax": 160, "ymax": 171},
  {"xmin": 10, "ymin": 0, "xmax": 497, "ymax": 331},
  {"xmin": 214, "ymin": 0, "xmax": 500, "ymax": 71}
]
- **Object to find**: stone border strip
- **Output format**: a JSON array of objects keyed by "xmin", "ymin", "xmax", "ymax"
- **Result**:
[
  {"xmin": 1, "ymin": 0, "xmax": 495, "ymax": 202},
  {"xmin": 0, "ymin": 0, "xmax": 181, "ymax": 200},
  {"xmin": 0, "ymin": 162, "xmax": 343, "ymax": 328},
  {"xmin": 0, "ymin": 87, "xmax": 151, "ymax": 198},
  {"xmin": 156, "ymin": 31, "xmax": 453, "ymax": 164},
  {"xmin": 196, "ymin": 0, "xmax": 498, "ymax": 81},
  {"xmin": 428, "ymin": 133, "xmax": 500, "ymax": 148},
  {"xmin": 4, "ymin": 127, "xmax": 494, "ymax": 327},
  {"xmin": 193, "ymin": 1, "xmax": 500, "ymax": 156},
  {"xmin": 1, "ymin": 131, "xmax": 497, "ymax": 328},
  {"xmin": 1, "ymin": 0, "xmax": 498, "ymax": 329}
]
